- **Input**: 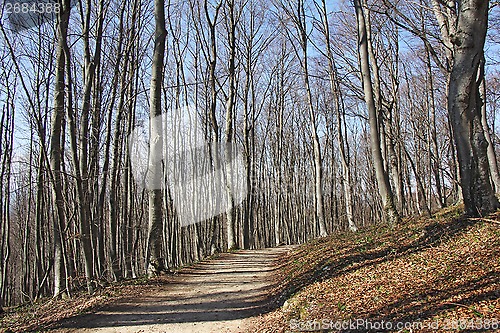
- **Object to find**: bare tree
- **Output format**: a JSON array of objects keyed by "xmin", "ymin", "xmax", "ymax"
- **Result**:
[
  {"xmin": 223, "ymin": 0, "xmax": 238, "ymax": 250},
  {"xmin": 354, "ymin": 0, "xmax": 400, "ymax": 225},
  {"xmin": 282, "ymin": 0, "xmax": 328, "ymax": 237},
  {"xmin": 147, "ymin": 0, "xmax": 167, "ymax": 276},
  {"xmin": 316, "ymin": 0, "xmax": 358, "ymax": 232},
  {"xmin": 48, "ymin": 0, "xmax": 73, "ymax": 298},
  {"xmin": 0, "ymin": 63, "xmax": 15, "ymax": 313}
]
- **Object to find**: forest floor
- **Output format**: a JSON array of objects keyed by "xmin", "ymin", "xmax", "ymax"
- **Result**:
[
  {"xmin": 1, "ymin": 206, "xmax": 500, "ymax": 333},
  {"xmin": 0, "ymin": 246, "xmax": 293, "ymax": 333},
  {"xmin": 249, "ymin": 206, "xmax": 500, "ymax": 332}
]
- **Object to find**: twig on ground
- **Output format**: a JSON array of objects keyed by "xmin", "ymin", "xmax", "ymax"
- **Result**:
[
  {"xmin": 442, "ymin": 302, "xmax": 484, "ymax": 317},
  {"xmin": 468, "ymin": 218, "xmax": 500, "ymax": 225}
]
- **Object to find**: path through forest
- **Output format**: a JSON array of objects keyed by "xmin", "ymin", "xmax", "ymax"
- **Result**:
[{"xmin": 52, "ymin": 246, "xmax": 293, "ymax": 333}]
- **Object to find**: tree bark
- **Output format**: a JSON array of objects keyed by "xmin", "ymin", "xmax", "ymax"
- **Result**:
[
  {"xmin": 147, "ymin": 0, "xmax": 167, "ymax": 277},
  {"xmin": 447, "ymin": 0, "xmax": 499, "ymax": 216},
  {"xmin": 50, "ymin": 0, "xmax": 71, "ymax": 298}
]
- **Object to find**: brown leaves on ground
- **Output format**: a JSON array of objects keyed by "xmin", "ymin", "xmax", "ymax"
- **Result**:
[
  {"xmin": 0, "ymin": 276, "xmax": 169, "ymax": 333},
  {"xmin": 250, "ymin": 206, "xmax": 500, "ymax": 332}
]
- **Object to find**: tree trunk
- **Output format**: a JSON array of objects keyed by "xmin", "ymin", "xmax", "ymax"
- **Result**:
[
  {"xmin": 204, "ymin": 0, "xmax": 222, "ymax": 255},
  {"xmin": 50, "ymin": 0, "xmax": 71, "ymax": 298},
  {"xmin": 448, "ymin": 0, "xmax": 499, "ymax": 216},
  {"xmin": 224, "ymin": 0, "xmax": 237, "ymax": 250},
  {"xmin": 319, "ymin": 0, "xmax": 357, "ymax": 232},
  {"xmin": 291, "ymin": 0, "xmax": 328, "ymax": 237},
  {"xmin": 354, "ymin": 0, "xmax": 400, "ymax": 225},
  {"xmin": 147, "ymin": 0, "xmax": 167, "ymax": 277},
  {"xmin": 64, "ymin": 0, "xmax": 97, "ymax": 294}
]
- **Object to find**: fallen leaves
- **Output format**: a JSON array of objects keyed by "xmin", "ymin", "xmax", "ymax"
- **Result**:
[
  {"xmin": 249, "ymin": 206, "xmax": 500, "ymax": 332},
  {"xmin": 0, "ymin": 277, "xmax": 163, "ymax": 333}
]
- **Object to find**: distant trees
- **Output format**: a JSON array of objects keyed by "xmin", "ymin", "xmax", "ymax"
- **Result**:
[{"xmin": 0, "ymin": 0, "xmax": 498, "ymax": 309}]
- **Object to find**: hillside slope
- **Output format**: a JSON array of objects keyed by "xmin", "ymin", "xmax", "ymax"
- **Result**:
[{"xmin": 250, "ymin": 207, "xmax": 500, "ymax": 332}]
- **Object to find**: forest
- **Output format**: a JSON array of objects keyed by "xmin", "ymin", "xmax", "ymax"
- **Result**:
[{"xmin": 0, "ymin": 0, "xmax": 499, "ymax": 316}]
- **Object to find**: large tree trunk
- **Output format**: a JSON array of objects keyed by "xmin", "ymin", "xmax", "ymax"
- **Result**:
[
  {"xmin": 354, "ymin": 0, "xmax": 400, "ymax": 225},
  {"xmin": 147, "ymin": 0, "xmax": 167, "ymax": 277},
  {"xmin": 448, "ymin": 0, "xmax": 499, "ymax": 216}
]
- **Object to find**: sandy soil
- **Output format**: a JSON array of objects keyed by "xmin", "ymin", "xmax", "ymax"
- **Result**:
[{"xmin": 50, "ymin": 246, "xmax": 293, "ymax": 333}]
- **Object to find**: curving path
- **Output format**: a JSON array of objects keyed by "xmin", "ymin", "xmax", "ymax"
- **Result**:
[{"xmin": 52, "ymin": 246, "xmax": 293, "ymax": 333}]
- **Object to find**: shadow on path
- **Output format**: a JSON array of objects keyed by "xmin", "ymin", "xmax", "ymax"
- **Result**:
[{"xmin": 52, "ymin": 246, "xmax": 294, "ymax": 332}]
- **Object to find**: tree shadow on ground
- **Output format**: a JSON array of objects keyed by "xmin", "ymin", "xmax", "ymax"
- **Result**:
[
  {"xmin": 275, "ymin": 216, "xmax": 486, "ymax": 299},
  {"xmin": 272, "ymin": 214, "xmax": 500, "ymax": 332},
  {"xmin": 50, "ymin": 248, "xmax": 291, "ymax": 330}
]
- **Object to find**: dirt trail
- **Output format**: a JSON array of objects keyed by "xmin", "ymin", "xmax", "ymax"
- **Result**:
[{"xmin": 52, "ymin": 246, "xmax": 293, "ymax": 333}]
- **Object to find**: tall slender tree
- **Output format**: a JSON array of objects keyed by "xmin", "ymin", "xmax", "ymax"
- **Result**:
[
  {"xmin": 224, "ymin": 0, "xmax": 238, "ymax": 250},
  {"xmin": 317, "ymin": 0, "xmax": 358, "ymax": 232},
  {"xmin": 283, "ymin": 0, "xmax": 328, "ymax": 237},
  {"xmin": 354, "ymin": 0, "xmax": 400, "ymax": 225},
  {"xmin": 49, "ymin": 0, "xmax": 72, "ymax": 298},
  {"xmin": 147, "ymin": 0, "xmax": 167, "ymax": 276}
]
